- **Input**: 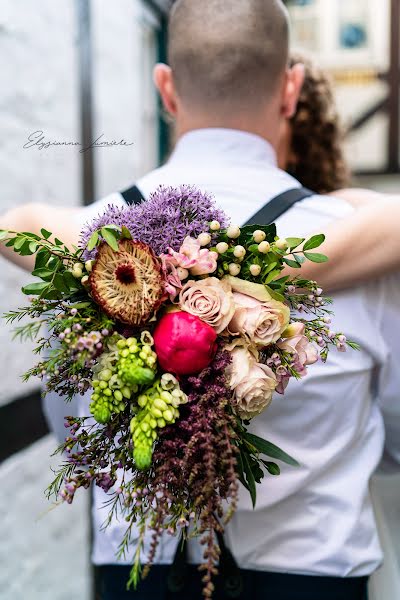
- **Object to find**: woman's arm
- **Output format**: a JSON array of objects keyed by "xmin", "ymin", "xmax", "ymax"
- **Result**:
[
  {"xmin": 0, "ymin": 203, "xmax": 80, "ymax": 270},
  {"xmin": 283, "ymin": 190, "xmax": 400, "ymax": 291}
]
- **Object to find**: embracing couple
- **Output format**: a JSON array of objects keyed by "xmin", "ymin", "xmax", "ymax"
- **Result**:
[{"xmin": 2, "ymin": 1, "xmax": 400, "ymax": 600}]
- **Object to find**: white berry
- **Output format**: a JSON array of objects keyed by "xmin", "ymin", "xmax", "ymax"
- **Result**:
[
  {"xmin": 258, "ymin": 241, "xmax": 271, "ymax": 254},
  {"xmin": 85, "ymin": 260, "xmax": 94, "ymax": 273},
  {"xmin": 226, "ymin": 225, "xmax": 241, "ymax": 239},
  {"xmin": 253, "ymin": 230, "xmax": 266, "ymax": 243},
  {"xmin": 198, "ymin": 232, "xmax": 212, "ymax": 247},
  {"xmin": 216, "ymin": 242, "xmax": 229, "ymax": 254},
  {"xmin": 228, "ymin": 263, "xmax": 241, "ymax": 276},
  {"xmin": 250, "ymin": 264, "xmax": 261, "ymax": 276},
  {"xmin": 275, "ymin": 238, "xmax": 289, "ymax": 251},
  {"xmin": 233, "ymin": 245, "xmax": 246, "ymax": 259},
  {"xmin": 177, "ymin": 267, "xmax": 189, "ymax": 281},
  {"xmin": 209, "ymin": 221, "xmax": 221, "ymax": 231}
]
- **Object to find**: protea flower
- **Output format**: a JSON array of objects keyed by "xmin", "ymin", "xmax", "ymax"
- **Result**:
[{"xmin": 89, "ymin": 240, "xmax": 166, "ymax": 326}]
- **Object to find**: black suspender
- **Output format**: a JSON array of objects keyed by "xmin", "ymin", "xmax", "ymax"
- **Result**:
[
  {"xmin": 120, "ymin": 184, "xmax": 314, "ymax": 224},
  {"xmin": 121, "ymin": 184, "xmax": 146, "ymax": 206},
  {"xmin": 244, "ymin": 187, "xmax": 314, "ymax": 225}
]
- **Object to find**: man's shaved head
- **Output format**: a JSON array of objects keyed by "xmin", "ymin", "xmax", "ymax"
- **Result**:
[{"xmin": 168, "ymin": 0, "xmax": 289, "ymax": 115}]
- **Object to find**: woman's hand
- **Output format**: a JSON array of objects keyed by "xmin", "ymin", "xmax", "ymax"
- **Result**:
[
  {"xmin": 0, "ymin": 203, "xmax": 80, "ymax": 271},
  {"xmin": 282, "ymin": 190, "xmax": 400, "ymax": 291}
]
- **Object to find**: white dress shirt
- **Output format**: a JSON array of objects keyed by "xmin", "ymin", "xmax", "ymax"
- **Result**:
[{"xmin": 48, "ymin": 129, "xmax": 400, "ymax": 577}]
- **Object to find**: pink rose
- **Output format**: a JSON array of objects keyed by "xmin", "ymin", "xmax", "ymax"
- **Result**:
[
  {"xmin": 229, "ymin": 292, "xmax": 290, "ymax": 346},
  {"xmin": 227, "ymin": 344, "xmax": 277, "ymax": 419},
  {"xmin": 179, "ymin": 277, "xmax": 235, "ymax": 334},
  {"xmin": 168, "ymin": 237, "xmax": 217, "ymax": 276}
]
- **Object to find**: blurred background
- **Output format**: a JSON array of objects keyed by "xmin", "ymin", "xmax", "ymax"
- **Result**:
[{"xmin": 0, "ymin": 1, "xmax": 399, "ymax": 599}]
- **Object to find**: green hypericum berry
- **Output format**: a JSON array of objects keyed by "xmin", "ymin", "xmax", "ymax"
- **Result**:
[
  {"xmin": 129, "ymin": 377, "xmax": 188, "ymax": 469},
  {"xmin": 91, "ymin": 404, "xmax": 111, "ymax": 424},
  {"xmin": 133, "ymin": 442, "xmax": 153, "ymax": 471}
]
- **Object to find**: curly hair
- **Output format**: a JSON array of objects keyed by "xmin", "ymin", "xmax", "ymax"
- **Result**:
[{"xmin": 287, "ymin": 53, "xmax": 351, "ymax": 194}]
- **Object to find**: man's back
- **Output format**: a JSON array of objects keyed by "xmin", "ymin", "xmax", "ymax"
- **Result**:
[{"xmin": 76, "ymin": 128, "xmax": 400, "ymax": 578}]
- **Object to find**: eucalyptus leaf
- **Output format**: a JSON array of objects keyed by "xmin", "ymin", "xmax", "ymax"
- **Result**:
[
  {"xmin": 53, "ymin": 273, "xmax": 70, "ymax": 293},
  {"xmin": 286, "ymin": 237, "xmax": 304, "ymax": 250},
  {"xmin": 264, "ymin": 269, "xmax": 282, "ymax": 284},
  {"xmin": 13, "ymin": 236, "xmax": 27, "ymax": 251},
  {"xmin": 121, "ymin": 226, "xmax": 133, "ymax": 240},
  {"xmin": 283, "ymin": 257, "xmax": 301, "ymax": 269},
  {"xmin": 32, "ymin": 268, "xmax": 54, "ymax": 280},
  {"xmin": 244, "ymin": 432, "xmax": 300, "ymax": 467},
  {"xmin": 19, "ymin": 239, "xmax": 36, "ymax": 256},
  {"xmin": 35, "ymin": 249, "xmax": 51, "ymax": 269},
  {"xmin": 101, "ymin": 227, "xmax": 119, "ymax": 252},
  {"xmin": 303, "ymin": 234, "xmax": 325, "ymax": 251},
  {"xmin": 265, "ymin": 261, "xmax": 278, "ymax": 274},
  {"xmin": 303, "ymin": 252, "xmax": 328, "ymax": 263},
  {"xmin": 40, "ymin": 228, "xmax": 52, "ymax": 240},
  {"xmin": 294, "ymin": 254, "xmax": 306, "ymax": 265},
  {"xmin": 63, "ymin": 271, "xmax": 81, "ymax": 292},
  {"xmin": 268, "ymin": 289, "xmax": 286, "ymax": 302},
  {"xmin": 87, "ymin": 231, "xmax": 99, "ymax": 252},
  {"xmin": 22, "ymin": 281, "xmax": 50, "ymax": 296}
]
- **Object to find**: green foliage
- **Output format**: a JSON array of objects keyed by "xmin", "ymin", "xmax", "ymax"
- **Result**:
[
  {"xmin": 243, "ymin": 432, "xmax": 300, "ymax": 467},
  {"xmin": 84, "ymin": 224, "xmax": 133, "ymax": 253},
  {"xmin": 303, "ymin": 234, "xmax": 325, "ymax": 251},
  {"xmin": 303, "ymin": 252, "xmax": 328, "ymax": 263}
]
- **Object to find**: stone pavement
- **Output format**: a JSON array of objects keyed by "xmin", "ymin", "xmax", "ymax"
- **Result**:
[{"xmin": 0, "ymin": 435, "xmax": 91, "ymax": 600}]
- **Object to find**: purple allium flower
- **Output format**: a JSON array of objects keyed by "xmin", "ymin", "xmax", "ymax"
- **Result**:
[{"xmin": 80, "ymin": 185, "xmax": 230, "ymax": 259}]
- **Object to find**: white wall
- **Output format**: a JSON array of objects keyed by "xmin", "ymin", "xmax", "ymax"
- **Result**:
[{"xmin": 0, "ymin": 1, "xmax": 160, "ymax": 598}]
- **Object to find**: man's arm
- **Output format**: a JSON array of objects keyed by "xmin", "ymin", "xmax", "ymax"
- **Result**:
[
  {"xmin": 283, "ymin": 192, "xmax": 400, "ymax": 292},
  {"xmin": 0, "ymin": 203, "xmax": 81, "ymax": 270},
  {"xmin": 1, "ymin": 192, "xmax": 400, "ymax": 286}
]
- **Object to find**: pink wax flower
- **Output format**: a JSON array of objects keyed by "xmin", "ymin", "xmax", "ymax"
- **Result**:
[
  {"xmin": 163, "ymin": 236, "xmax": 218, "ymax": 277},
  {"xmin": 276, "ymin": 322, "xmax": 319, "ymax": 393}
]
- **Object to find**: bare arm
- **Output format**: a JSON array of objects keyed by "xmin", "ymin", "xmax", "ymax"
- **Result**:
[
  {"xmin": 0, "ymin": 203, "xmax": 81, "ymax": 270},
  {"xmin": 283, "ymin": 190, "xmax": 400, "ymax": 291}
]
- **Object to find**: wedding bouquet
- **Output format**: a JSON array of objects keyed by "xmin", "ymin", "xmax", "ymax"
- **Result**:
[{"xmin": 1, "ymin": 185, "xmax": 355, "ymax": 598}]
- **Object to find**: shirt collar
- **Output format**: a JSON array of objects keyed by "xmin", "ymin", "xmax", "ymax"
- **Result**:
[{"xmin": 168, "ymin": 128, "xmax": 277, "ymax": 168}]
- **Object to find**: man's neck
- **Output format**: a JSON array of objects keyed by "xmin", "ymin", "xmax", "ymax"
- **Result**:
[{"xmin": 175, "ymin": 115, "xmax": 280, "ymax": 152}]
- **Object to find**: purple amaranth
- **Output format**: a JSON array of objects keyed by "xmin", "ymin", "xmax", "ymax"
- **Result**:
[{"xmin": 79, "ymin": 185, "xmax": 230, "ymax": 259}]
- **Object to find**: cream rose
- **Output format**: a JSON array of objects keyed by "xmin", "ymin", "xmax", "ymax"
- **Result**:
[
  {"xmin": 179, "ymin": 277, "xmax": 235, "ymax": 334},
  {"xmin": 227, "ymin": 344, "xmax": 277, "ymax": 419},
  {"xmin": 229, "ymin": 292, "xmax": 290, "ymax": 346}
]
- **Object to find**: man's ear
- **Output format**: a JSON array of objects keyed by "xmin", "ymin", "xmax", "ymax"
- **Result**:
[
  {"xmin": 153, "ymin": 63, "xmax": 178, "ymax": 117},
  {"xmin": 281, "ymin": 63, "xmax": 305, "ymax": 119}
]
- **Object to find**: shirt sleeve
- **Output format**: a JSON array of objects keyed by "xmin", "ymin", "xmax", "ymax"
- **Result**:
[
  {"xmin": 71, "ymin": 192, "xmax": 126, "ymax": 227},
  {"xmin": 377, "ymin": 273, "xmax": 400, "ymax": 467}
]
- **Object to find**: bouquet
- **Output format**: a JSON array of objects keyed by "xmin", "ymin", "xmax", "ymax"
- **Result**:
[{"xmin": 1, "ymin": 185, "xmax": 355, "ymax": 598}]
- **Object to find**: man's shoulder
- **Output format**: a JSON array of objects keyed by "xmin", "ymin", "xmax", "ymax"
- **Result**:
[{"xmin": 275, "ymin": 192, "xmax": 354, "ymax": 239}]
